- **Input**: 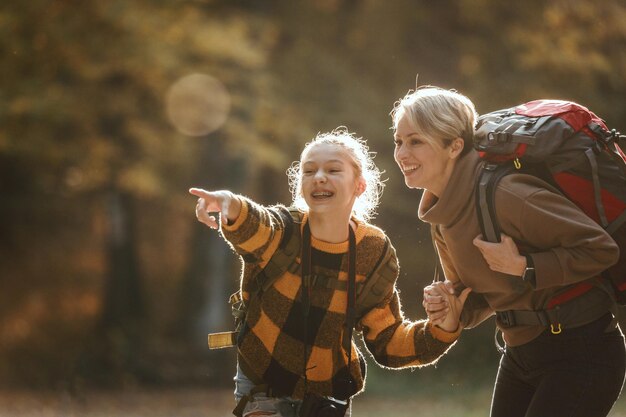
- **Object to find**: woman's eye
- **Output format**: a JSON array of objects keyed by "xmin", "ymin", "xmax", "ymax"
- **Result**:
[{"xmin": 410, "ymin": 138, "xmax": 422, "ymax": 146}]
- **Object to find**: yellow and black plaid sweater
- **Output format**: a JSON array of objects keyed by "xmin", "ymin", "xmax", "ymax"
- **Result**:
[{"xmin": 221, "ymin": 197, "xmax": 460, "ymax": 400}]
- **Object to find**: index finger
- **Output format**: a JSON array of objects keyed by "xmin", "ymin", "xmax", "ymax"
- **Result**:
[{"xmin": 189, "ymin": 188, "xmax": 211, "ymax": 198}]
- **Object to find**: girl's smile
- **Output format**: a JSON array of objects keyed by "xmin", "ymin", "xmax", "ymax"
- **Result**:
[{"xmin": 300, "ymin": 143, "xmax": 364, "ymax": 218}]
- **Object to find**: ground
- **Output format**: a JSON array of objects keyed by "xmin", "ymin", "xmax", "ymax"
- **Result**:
[{"xmin": 1, "ymin": 387, "xmax": 625, "ymax": 417}]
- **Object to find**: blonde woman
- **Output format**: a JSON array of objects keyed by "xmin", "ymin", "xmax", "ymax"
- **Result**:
[{"xmin": 392, "ymin": 86, "xmax": 624, "ymax": 417}]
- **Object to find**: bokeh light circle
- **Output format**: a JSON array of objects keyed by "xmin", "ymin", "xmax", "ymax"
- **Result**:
[{"xmin": 165, "ymin": 73, "xmax": 231, "ymax": 137}]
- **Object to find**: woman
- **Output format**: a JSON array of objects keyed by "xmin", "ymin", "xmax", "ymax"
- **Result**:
[
  {"xmin": 190, "ymin": 127, "xmax": 467, "ymax": 417},
  {"xmin": 391, "ymin": 87, "xmax": 625, "ymax": 417}
]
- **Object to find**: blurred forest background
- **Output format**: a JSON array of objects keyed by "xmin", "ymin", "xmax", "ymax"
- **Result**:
[{"xmin": 1, "ymin": 0, "xmax": 626, "ymax": 416}]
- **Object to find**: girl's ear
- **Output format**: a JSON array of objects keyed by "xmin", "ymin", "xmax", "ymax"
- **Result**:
[
  {"xmin": 449, "ymin": 137, "xmax": 464, "ymax": 159},
  {"xmin": 356, "ymin": 177, "xmax": 366, "ymax": 197}
]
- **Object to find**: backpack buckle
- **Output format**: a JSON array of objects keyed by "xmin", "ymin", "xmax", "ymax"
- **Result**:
[
  {"xmin": 487, "ymin": 131, "xmax": 511, "ymax": 144},
  {"xmin": 550, "ymin": 323, "xmax": 562, "ymax": 335},
  {"xmin": 496, "ymin": 310, "xmax": 516, "ymax": 327},
  {"xmin": 605, "ymin": 129, "xmax": 620, "ymax": 145}
]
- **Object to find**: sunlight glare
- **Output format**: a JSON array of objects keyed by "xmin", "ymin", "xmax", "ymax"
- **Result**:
[{"xmin": 165, "ymin": 73, "xmax": 231, "ymax": 137}]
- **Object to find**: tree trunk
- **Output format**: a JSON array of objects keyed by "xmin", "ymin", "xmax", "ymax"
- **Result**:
[
  {"xmin": 90, "ymin": 187, "xmax": 146, "ymax": 384},
  {"xmin": 101, "ymin": 189, "xmax": 144, "ymax": 326}
]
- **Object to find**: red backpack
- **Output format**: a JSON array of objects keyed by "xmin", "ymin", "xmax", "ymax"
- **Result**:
[{"xmin": 473, "ymin": 99, "xmax": 626, "ymax": 305}]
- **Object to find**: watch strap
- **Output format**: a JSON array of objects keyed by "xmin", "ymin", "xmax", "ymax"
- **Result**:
[{"xmin": 522, "ymin": 254, "xmax": 536, "ymax": 288}]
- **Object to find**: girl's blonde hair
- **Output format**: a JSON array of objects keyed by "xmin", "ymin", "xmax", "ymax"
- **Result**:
[
  {"xmin": 287, "ymin": 127, "xmax": 384, "ymax": 222},
  {"xmin": 390, "ymin": 86, "xmax": 478, "ymax": 154}
]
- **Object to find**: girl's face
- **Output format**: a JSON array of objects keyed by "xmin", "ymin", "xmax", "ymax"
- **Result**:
[
  {"xmin": 300, "ymin": 143, "xmax": 365, "ymax": 218},
  {"xmin": 393, "ymin": 112, "xmax": 462, "ymax": 197}
]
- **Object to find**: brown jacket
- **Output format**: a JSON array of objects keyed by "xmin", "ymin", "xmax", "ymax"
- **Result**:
[{"xmin": 419, "ymin": 151, "xmax": 620, "ymax": 346}]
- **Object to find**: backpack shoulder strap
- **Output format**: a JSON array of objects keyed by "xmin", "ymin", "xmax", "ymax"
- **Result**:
[
  {"xmin": 212, "ymin": 208, "xmax": 303, "ymax": 350},
  {"xmin": 248, "ymin": 207, "xmax": 303, "ymax": 295},
  {"xmin": 475, "ymin": 162, "xmax": 514, "ymax": 243},
  {"xmin": 355, "ymin": 236, "xmax": 399, "ymax": 318}
]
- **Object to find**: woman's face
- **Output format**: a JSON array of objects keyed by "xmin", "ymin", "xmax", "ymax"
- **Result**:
[
  {"xmin": 300, "ymin": 143, "xmax": 364, "ymax": 218},
  {"xmin": 393, "ymin": 112, "xmax": 461, "ymax": 197}
]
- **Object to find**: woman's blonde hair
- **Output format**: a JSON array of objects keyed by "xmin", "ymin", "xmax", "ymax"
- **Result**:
[
  {"xmin": 390, "ymin": 86, "xmax": 478, "ymax": 154},
  {"xmin": 287, "ymin": 127, "xmax": 384, "ymax": 222}
]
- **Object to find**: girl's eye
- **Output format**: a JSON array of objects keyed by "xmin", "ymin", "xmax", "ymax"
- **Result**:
[{"xmin": 303, "ymin": 170, "xmax": 314, "ymax": 175}]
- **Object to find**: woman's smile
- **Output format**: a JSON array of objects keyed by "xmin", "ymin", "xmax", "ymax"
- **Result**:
[{"xmin": 400, "ymin": 164, "xmax": 420, "ymax": 176}]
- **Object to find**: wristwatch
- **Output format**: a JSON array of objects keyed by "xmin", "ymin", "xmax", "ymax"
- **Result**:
[{"xmin": 521, "ymin": 254, "xmax": 536, "ymax": 287}]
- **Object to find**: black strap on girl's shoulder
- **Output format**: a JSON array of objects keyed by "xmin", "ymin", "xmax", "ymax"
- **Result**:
[
  {"xmin": 301, "ymin": 221, "xmax": 312, "ymax": 390},
  {"xmin": 248, "ymin": 208, "xmax": 302, "ymax": 295},
  {"xmin": 301, "ymin": 221, "xmax": 312, "ymax": 320},
  {"xmin": 344, "ymin": 226, "xmax": 357, "ymax": 355}
]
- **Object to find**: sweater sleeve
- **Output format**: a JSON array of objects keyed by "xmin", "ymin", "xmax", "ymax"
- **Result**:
[
  {"xmin": 358, "ymin": 239, "xmax": 460, "ymax": 369},
  {"xmin": 220, "ymin": 196, "xmax": 287, "ymax": 269},
  {"xmin": 496, "ymin": 176, "xmax": 620, "ymax": 290},
  {"xmin": 360, "ymin": 289, "xmax": 460, "ymax": 369}
]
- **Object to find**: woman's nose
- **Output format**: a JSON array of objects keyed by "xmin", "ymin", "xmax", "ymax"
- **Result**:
[{"xmin": 394, "ymin": 145, "xmax": 406, "ymax": 162}]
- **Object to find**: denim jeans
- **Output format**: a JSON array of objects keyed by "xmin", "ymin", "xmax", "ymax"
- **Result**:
[
  {"xmin": 234, "ymin": 363, "xmax": 351, "ymax": 417},
  {"xmin": 491, "ymin": 313, "xmax": 626, "ymax": 417}
]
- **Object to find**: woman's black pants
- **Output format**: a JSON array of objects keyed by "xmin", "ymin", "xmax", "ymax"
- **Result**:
[{"xmin": 491, "ymin": 313, "xmax": 626, "ymax": 417}]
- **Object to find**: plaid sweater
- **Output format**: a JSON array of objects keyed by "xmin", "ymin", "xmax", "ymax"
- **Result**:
[{"xmin": 221, "ymin": 197, "xmax": 460, "ymax": 400}]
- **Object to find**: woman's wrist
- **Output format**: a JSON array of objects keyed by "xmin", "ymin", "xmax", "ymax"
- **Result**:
[{"xmin": 516, "ymin": 254, "xmax": 527, "ymax": 276}]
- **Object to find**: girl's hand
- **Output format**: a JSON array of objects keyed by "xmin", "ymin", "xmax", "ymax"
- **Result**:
[
  {"xmin": 423, "ymin": 281, "xmax": 453, "ymax": 323},
  {"xmin": 473, "ymin": 233, "xmax": 527, "ymax": 277},
  {"xmin": 189, "ymin": 188, "xmax": 241, "ymax": 229},
  {"xmin": 423, "ymin": 281, "xmax": 471, "ymax": 332}
]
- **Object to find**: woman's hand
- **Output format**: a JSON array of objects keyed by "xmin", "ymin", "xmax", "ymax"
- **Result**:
[
  {"xmin": 423, "ymin": 281, "xmax": 453, "ymax": 323},
  {"xmin": 189, "ymin": 188, "xmax": 241, "ymax": 229},
  {"xmin": 473, "ymin": 233, "xmax": 526, "ymax": 277},
  {"xmin": 423, "ymin": 281, "xmax": 471, "ymax": 332}
]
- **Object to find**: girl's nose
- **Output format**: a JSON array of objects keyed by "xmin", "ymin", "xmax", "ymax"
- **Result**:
[{"xmin": 314, "ymin": 169, "xmax": 327, "ymax": 183}]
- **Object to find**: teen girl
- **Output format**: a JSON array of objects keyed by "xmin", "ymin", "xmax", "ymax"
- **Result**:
[{"xmin": 190, "ymin": 127, "xmax": 467, "ymax": 417}]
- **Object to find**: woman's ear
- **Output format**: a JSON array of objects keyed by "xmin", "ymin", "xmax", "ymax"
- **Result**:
[{"xmin": 449, "ymin": 137, "xmax": 465, "ymax": 159}]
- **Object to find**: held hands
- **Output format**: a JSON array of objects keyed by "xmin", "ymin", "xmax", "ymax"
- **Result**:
[
  {"xmin": 472, "ymin": 233, "xmax": 526, "ymax": 277},
  {"xmin": 189, "ymin": 188, "xmax": 241, "ymax": 229},
  {"xmin": 422, "ymin": 281, "xmax": 471, "ymax": 332}
]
